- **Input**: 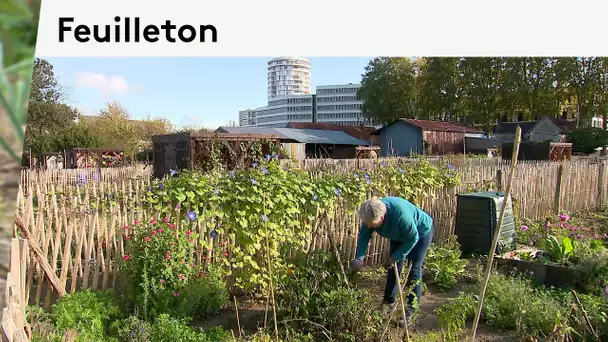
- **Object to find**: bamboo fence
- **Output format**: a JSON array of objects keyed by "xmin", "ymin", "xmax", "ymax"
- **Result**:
[
  {"xmin": 11, "ymin": 158, "xmax": 608, "ymax": 308},
  {"xmin": 1, "ymin": 239, "xmax": 29, "ymax": 342}
]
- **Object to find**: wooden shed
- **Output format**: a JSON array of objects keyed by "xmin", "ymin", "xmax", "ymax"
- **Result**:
[
  {"xmin": 372, "ymin": 119, "xmax": 482, "ymax": 157},
  {"xmin": 501, "ymin": 141, "xmax": 572, "ymax": 161},
  {"xmin": 152, "ymin": 132, "xmax": 282, "ymax": 179}
]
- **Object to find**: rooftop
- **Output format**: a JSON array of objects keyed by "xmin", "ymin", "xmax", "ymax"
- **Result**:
[
  {"xmin": 373, "ymin": 119, "xmax": 482, "ymax": 134},
  {"xmin": 215, "ymin": 127, "xmax": 370, "ymax": 146}
]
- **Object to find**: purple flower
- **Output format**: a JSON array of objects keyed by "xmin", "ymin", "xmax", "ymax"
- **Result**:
[
  {"xmin": 261, "ymin": 215, "xmax": 269, "ymax": 223},
  {"xmin": 170, "ymin": 168, "xmax": 177, "ymax": 176},
  {"xmin": 312, "ymin": 195, "xmax": 318, "ymax": 201},
  {"xmin": 214, "ymin": 187, "xmax": 220, "ymax": 195},
  {"xmin": 252, "ymin": 162, "xmax": 258, "ymax": 167},
  {"xmin": 447, "ymin": 164, "xmax": 455, "ymax": 170},
  {"xmin": 366, "ymin": 179, "xmax": 372, "ymax": 185},
  {"xmin": 186, "ymin": 211, "xmax": 198, "ymax": 221},
  {"xmin": 398, "ymin": 168, "xmax": 405, "ymax": 173},
  {"xmin": 158, "ymin": 183, "xmax": 164, "ymax": 190},
  {"xmin": 576, "ymin": 234, "xmax": 584, "ymax": 239},
  {"xmin": 334, "ymin": 188, "xmax": 341, "ymax": 196},
  {"xmin": 261, "ymin": 166, "xmax": 269, "ymax": 174},
  {"xmin": 559, "ymin": 213, "xmax": 570, "ymax": 222},
  {"xmin": 272, "ymin": 153, "xmax": 279, "ymax": 159},
  {"xmin": 594, "ymin": 233, "xmax": 599, "ymax": 239},
  {"xmin": 250, "ymin": 178, "xmax": 258, "ymax": 185},
  {"xmin": 210, "ymin": 229, "xmax": 219, "ymax": 238},
  {"xmin": 520, "ymin": 225, "xmax": 529, "ymax": 232},
  {"xmin": 604, "ymin": 234, "xmax": 608, "ymax": 239},
  {"xmin": 93, "ymin": 172, "xmax": 99, "ymax": 181},
  {"xmin": 545, "ymin": 221, "xmax": 552, "ymax": 230},
  {"xmin": 381, "ymin": 161, "xmax": 387, "ymax": 167},
  {"xmin": 78, "ymin": 174, "xmax": 88, "ymax": 185},
  {"xmin": 264, "ymin": 154, "xmax": 271, "ymax": 161},
  {"xmin": 364, "ymin": 173, "xmax": 370, "ymax": 179},
  {"xmin": 229, "ymin": 171, "xmax": 236, "ymax": 178}
]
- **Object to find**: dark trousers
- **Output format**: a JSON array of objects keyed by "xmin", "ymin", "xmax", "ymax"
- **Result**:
[{"xmin": 383, "ymin": 226, "xmax": 434, "ymax": 309}]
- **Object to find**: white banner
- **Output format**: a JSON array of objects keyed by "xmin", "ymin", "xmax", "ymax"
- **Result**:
[{"xmin": 35, "ymin": 0, "xmax": 608, "ymax": 57}]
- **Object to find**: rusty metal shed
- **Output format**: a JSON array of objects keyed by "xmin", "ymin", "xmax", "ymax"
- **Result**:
[{"xmin": 152, "ymin": 132, "xmax": 282, "ymax": 179}]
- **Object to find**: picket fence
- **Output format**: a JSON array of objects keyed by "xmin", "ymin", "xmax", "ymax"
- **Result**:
[
  {"xmin": 11, "ymin": 158, "xmax": 608, "ymax": 308},
  {"xmin": 1, "ymin": 239, "xmax": 29, "ymax": 342}
]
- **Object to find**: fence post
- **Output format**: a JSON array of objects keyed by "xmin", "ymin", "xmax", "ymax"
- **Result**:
[
  {"xmin": 554, "ymin": 164, "xmax": 564, "ymax": 214},
  {"xmin": 495, "ymin": 169, "xmax": 503, "ymax": 191},
  {"xmin": 599, "ymin": 162, "xmax": 606, "ymax": 208}
]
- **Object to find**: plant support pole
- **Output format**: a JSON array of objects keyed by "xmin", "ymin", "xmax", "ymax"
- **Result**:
[
  {"xmin": 393, "ymin": 262, "xmax": 410, "ymax": 342},
  {"xmin": 470, "ymin": 126, "xmax": 522, "ymax": 342}
]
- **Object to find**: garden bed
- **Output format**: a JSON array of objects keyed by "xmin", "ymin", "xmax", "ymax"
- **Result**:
[{"xmin": 495, "ymin": 250, "xmax": 580, "ymax": 287}]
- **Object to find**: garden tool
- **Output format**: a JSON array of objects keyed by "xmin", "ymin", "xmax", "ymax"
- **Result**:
[{"xmin": 380, "ymin": 261, "xmax": 413, "ymax": 342}]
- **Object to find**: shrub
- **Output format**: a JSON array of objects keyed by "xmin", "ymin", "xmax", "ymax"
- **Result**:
[
  {"xmin": 115, "ymin": 314, "xmax": 231, "ymax": 342},
  {"xmin": 576, "ymin": 250, "xmax": 608, "ymax": 296},
  {"xmin": 435, "ymin": 292, "xmax": 477, "ymax": 342},
  {"xmin": 113, "ymin": 315, "xmax": 153, "ymax": 342},
  {"xmin": 423, "ymin": 236, "xmax": 468, "ymax": 290},
  {"xmin": 27, "ymin": 305, "xmax": 57, "ymax": 342},
  {"xmin": 51, "ymin": 290, "xmax": 121, "ymax": 341},
  {"xmin": 177, "ymin": 263, "xmax": 229, "ymax": 319}
]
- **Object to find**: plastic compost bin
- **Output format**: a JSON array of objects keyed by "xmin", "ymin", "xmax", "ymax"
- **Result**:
[{"xmin": 454, "ymin": 191, "xmax": 517, "ymax": 255}]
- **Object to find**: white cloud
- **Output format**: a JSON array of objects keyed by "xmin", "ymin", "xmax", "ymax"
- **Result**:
[{"xmin": 75, "ymin": 72, "xmax": 140, "ymax": 93}]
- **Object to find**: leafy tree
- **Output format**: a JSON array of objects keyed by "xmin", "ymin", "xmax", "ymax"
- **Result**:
[
  {"xmin": 136, "ymin": 114, "xmax": 173, "ymax": 149},
  {"xmin": 357, "ymin": 57, "xmax": 417, "ymax": 124},
  {"xmin": 416, "ymin": 57, "xmax": 461, "ymax": 121},
  {"xmin": 24, "ymin": 58, "xmax": 78, "ymax": 153},
  {"xmin": 567, "ymin": 127, "xmax": 608, "ymax": 154},
  {"xmin": 94, "ymin": 101, "xmax": 140, "ymax": 158},
  {"xmin": 554, "ymin": 57, "xmax": 601, "ymax": 127}
]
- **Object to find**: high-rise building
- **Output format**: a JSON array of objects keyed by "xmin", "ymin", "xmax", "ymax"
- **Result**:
[
  {"xmin": 267, "ymin": 57, "xmax": 312, "ymax": 100},
  {"xmin": 238, "ymin": 109, "xmax": 257, "ymax": 127},
  {"xmin": 255, "ymin": 84, "xmax": 368, "ymax": 128},
  {"xmin": 315, "ymin": 84, "xmax": 367, "ymax": 126}
]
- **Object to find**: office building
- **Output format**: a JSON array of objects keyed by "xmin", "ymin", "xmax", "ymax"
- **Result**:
[
  {"xmin": 255, "ymin": 95, "xmax": 314, "ymax": 127},
  {"xmin": 238, "ymin": 109, "xmax": 257, "ymax": 127},
  {"xmin": 267, "ymin": 57, "xmax": 312, "ymax": 100}
]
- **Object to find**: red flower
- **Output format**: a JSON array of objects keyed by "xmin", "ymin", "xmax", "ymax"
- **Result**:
[
  {"xmin": 166, "ymin": 250, "xmax": 172, "ymax": 254},
  {"xmin": 186, "ymin": 230, "xmax": 192, "ymax": 237},
  {"xmin": 150, "ymin": 219, "xmax": 157, "ymax": 224},
  {"xmin": 145, "ymin": 237, "xmax": 151, "ymax": 243},
  {"xmin": 151, "ymin": 230, "xmax": 157, "ymax": 236},
  {"xmin": 223, "ymin": 252, "xmax": 229, "ymax": 257},
  {"xmin": 170, "ymin": 242, "xmax": 175, "ymax": 246},
  {"xmin": 199, "ymin": 273, "xmax": 205, "ymax": 278},
  {"xmin": 125, "ymin": 235, "xmax": 131, "ymax": 241},
  {"xmin": 158, "ymin": 228, "xmax": 164, "ymax": 233},
  {"xmin": 159, "ymin": 279, "xmax": 165, "ymax": 283},
  {"xmin": 190, "ymin": 263, "xmax": 195, "ymax": 268},
  {"xmin": 221, "ymin": 242, "xmax": 226, "ymax": 247},
  {"xmin": 122, "ymin": 255, "xmax": 131, "ymax": 261},
  {"xmin": 163, "ymin": 217, "xmax": 170, "ymax": 223},
  {"xmin": 178, "ymin": 275, "xmax": 185, "ymax": 280},
  {"xmin": 172, "ymin": 292, "xmax": 180, "ymax": 297},
  {"xmin": 124, "ymin": 225, "xmax": 130, "ymax": 230},
  {"xmin": 165, "ymin": 254, "xmax": 171, "ymax": 260},
  {"xmin": 168, "ymin": 223, "xmax": 175, "ymax": 229},
  {"xmin": 189, "ymin": 239, "xmax": 193, "ymax": 243},
  {"xmin": 134, "ymin": 220, "xmax": 140, "ymax": 225}
]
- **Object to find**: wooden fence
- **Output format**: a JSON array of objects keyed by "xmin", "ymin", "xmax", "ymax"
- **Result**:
[
  {"xmin": 11, "ymin": 158, "xmax": 608, "ymax": 308},
  {"xmin": 1, "ymin": 239, "xmax": 29, "ymax": 342}
]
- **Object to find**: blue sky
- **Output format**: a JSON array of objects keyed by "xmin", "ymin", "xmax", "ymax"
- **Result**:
[{"xmin": 45, "ymin": 57, "xmax": 372, "ymax": 129}]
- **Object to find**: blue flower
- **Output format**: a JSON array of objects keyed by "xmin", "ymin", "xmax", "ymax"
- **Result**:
[
  {"xmin": 447, "ymin": 164, "xmax": 455, "ymax": 170},
  {"xmin": 398, "ymin": 168, "xmax": 405, "ymax": 173},
  {"xmin": 366, "ymin": 179, "xmax": 372, "ymax": 185},
  {"xmin": 272, "ymin": 153, "xmax": 279, "ymax": 159},
  {"xmin": 334, "ymin": 188, "xmax": 341, "ymax": 196},
  {"xmin": 170, "ymin": 168, "xmax": 177, "ymax": 176},
  {"xmin": 78, "ymin": 174, "xmax": 88, "ymax": 185},
  {"xmin": 210, "ymin": 229, "xmax": 219, "ymax": 238},
  {"xmin": 186, "ymin": 211, "xmax": 198, "ymax": 221},
  {"xmin": 261, "ymin": 214, "xmax": 269, "ymax": 223},
  {"xmin": 250, "ymin": 178, "xmax": 258, "ymax": 185},
  {"xmin": 364, "ymin": 173, "xmax": 370, "ymax": 179},
  {"xmin": 312, "ymin": 195, "xmax": 318, "ymax": 201},
  {"xmin": 229, "ymin": 171, "xmax": 236, "ymax": 178},
  {"xmin": 264, "ymin": 154, "xmax": 271, "ymax": 161},
  {"xmin": 252, "ymin": 162, "xmax": 259, "ymax": 167},
  {"xmin": 158, "ymin": 183, "xmax": 165, "ymax": 190},
  {"xmin": 381, "ymin": 161, "xmax": 386, "ymax": 167},
  {"xmin": 214, "ymin": 187, "xmax": 220, "ymax": 195},
  {"xmin": 261, "ymin": 166, "xmax": 269, "ymax": 174}
]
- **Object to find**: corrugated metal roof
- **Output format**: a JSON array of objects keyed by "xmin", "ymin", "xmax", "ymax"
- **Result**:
[
  {"xmin": 215, "ymin": 127, "xmax": 369, "ymax": 145},
  {"xmin": 372, "ymin": 119, "xmax": 481, "ymax": 134},
  {"xmin": 285, "ymin": 122, "xmax": 379, "ymax": 144}
]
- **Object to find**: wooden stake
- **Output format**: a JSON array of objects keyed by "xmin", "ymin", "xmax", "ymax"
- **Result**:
[
  {"xmin": 393, "ymin": 262, "xmax": 410, "ymax": 342},
  {"xmin": 380, "ymin": 261, "xmax": 413, "ymax": 340},
  {"xmin": 234, "ymin": 296, "xmax": 242, "ymax": 338},
  {"xmin": 13, "ymin": 214, "xmax": 66, "ymax": 297},
  {"xmin": 470, "ymin": 126, "xmax": 522, "ymax": 342}
]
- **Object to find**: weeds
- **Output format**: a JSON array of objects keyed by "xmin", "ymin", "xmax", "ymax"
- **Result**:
[{"xmin": 423, "ymin": 235, "xmax": 468, "ymax": 290}]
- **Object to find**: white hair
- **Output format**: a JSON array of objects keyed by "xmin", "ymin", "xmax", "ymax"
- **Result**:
[{"xmin": 358, "ymin": 197, "xmax": 387, "ymax": 223}]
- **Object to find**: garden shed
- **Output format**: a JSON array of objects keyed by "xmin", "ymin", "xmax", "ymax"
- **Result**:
[
  {"xmin": 493, "ymin": 117, "xmax": 566, "ymax": 143},
  {"xmin": 215, "ymin": 127, "xmax": 370, "ymax": 159},
  {"xmin": 371, "ymin": 119, "xmax": 482, "ymax": 157},
  {"xmin": 152, "ymin": 132, "xmax": 282, "ymax": 179},
  {"xmin": 501, "ymin": 141, "xmax": 572, "ymax": 161}
]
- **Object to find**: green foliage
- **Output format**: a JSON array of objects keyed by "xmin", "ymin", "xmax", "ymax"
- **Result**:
[
  {"xmin": 177, "ymin": 264, "xmax": 229, "ymax": 319},
  {"xmin": 120, "ymin": 216, "xmax": 225, "ymax": 320},
  {"xmin": 423, "ymin": 235, "xmax": 468, "ymax": 290},
  {"xmin": 576, "ymin": 250, "xmax": 608, "ymax": 296},
  {"xmin": 50, "ymin": 290, "xmax": 122, "ymax": 341},
  {"xmin": 416, "ymin": 57, "xmax": 461, "ymax": 121},
  {"xmin": 542, "ymin": 235, "xmax": 575, "ymax": 264},
  {"xmin": 144, "ymin": 158, "xmax": 460, "ymax": 293},
  {"xmin": 568, "ymin": 127, "xmax": 608, "ymax": 154},
  {"xmin": 483, "ymin": 274, "xmax": 568, "ymax": 337},
  {"xmin": 435, "ymin": 292, "xmax": 477, "ymax": 342},
  {"xmin": 358, "ymin": 57, "xmax": 418, "ymax": 124},
  {"xmin": 114, "ymin": 314, "xmax": 231, "ymax": 342}
]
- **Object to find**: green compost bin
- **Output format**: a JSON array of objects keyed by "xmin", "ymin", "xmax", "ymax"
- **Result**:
[{"xmin": 454, "ymin": 191, "xmax": 517, "ymax": 255}]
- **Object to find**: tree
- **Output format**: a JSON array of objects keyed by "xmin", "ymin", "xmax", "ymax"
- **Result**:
[
  {"xmin": 28, "ymin": 122, "xmax": 104, "ymax": 153},
  {"xmin": 554, "ymin": 57, "xmax": 601, "ymax": 127},
  {"xmin": 357, "ymin": 57, "xmax": 417, "ymax": 124},
  {"xmin": 136, "ymin": 114, "xmax": 173, "ymax": 149},
  {"xmin": 24, "ymin": 58, "xmax": 78, "ymax": 153},
  {"xmin": 568, "ymin": 127, "xmax": 608, "ymax": 154},
  {"xmin": 95, "ymin": 101, "xmax": 140, "ymax": 158},
  {"xmin": 416, "ymin": 57, "xmax": 461, "ymax": 121}
]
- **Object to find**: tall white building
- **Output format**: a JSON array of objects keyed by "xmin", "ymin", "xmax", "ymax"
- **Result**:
[
  {"xmin": 255, "ymin": 95, "xmax": 314, "ymax": 127},
  {"xmin": 267, "ymin": 57, "xmax": 312, "ymax": 100},
  {"xmin": 238, "ymin": 109, "xmax": 257, "ymax": 127},
  {"xmin": 315, "ymin": 84, "xmax": 366, "ymax": 126},
  {"xmin": 255, "ymin": 84, "xmax": 368, "ymax": 128}
]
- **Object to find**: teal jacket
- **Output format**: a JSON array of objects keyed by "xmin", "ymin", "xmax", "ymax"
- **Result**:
[{"xmin": 355, "ymin": 197, "xmax": 433, "ymax": 262}]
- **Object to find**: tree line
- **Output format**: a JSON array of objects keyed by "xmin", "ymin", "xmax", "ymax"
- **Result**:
[
  {"xmin": 23, "ymin": 58, "xmax": 213, "ymax": 159},
  {"xmin": 357, "ymin": 57, "xmax": 608, "ymax": 130}
]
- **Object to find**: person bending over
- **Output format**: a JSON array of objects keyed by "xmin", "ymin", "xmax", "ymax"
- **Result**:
[{"xmin": 350, "ymin": 196, "xmax": 434, "ymax": 322}]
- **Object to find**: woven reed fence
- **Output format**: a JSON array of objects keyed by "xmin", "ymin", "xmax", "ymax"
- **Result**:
[
  {"xmin": 1, "ymin": 238, "xmax": 29, "ymax": 342},
  {"xmin": 12, "ymin": 158, "xmax": 608, "ymax": 308}
]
